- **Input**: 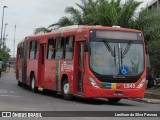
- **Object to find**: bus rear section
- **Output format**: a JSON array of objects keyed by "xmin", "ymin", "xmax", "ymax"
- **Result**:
[{"xmin": 77, "ymin": 28, "xmax": 146, "ymax": 101}]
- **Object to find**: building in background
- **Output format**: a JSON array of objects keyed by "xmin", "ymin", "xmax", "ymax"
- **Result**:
[
  {"xmin": 148, "ymin": 0, "xmax": 160, "ymax": 10},
  {"xmin": 9, "ymin": 57, "xmax": 16, "ymax": 67}
]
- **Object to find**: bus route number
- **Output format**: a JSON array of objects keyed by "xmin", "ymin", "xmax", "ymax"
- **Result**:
[{"xmin": 124, "ymin": 83, "xmax": 135, "ymax": 89}]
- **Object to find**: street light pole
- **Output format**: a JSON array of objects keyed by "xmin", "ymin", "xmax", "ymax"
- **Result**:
[
  {"xmin": 5, "ymin": 34, "xmax": 8, "ymax": 47},
  {"xmin": 0, "ymin": 6, "xmax": 8, "ymax": 48},
  {"xmin": 13, "ymin": 25, "xmax": 16, "ymax": 57},
  {"xmin": 3, "ymin": 23, "xmax": 8, "ymax": 49}
]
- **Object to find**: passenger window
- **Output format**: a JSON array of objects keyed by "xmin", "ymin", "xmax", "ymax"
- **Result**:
[
  {"xmin": 17, "ymin": 45, "xmax": 21, "ymax": 59},
  {"xmin": 56, "ymin": 39, "xmax": 62, "ymax": 49},
  {"xmin": 47, "ymin": 38, "xmax": 55, "ymax": 59},
  {"xmin": 19, "ymin": 43, "xmax": 24, "ymax": 59},
  {"xmin": 64, "ymin": 36, "xmax": 75, "ymax": 60},
  {"xmin": 55, "ymin": 37, "xmax": 64, "ymax": 60},
  {"xmin": 29, "ymin": 40, "xmax": 38, "ymax": 59}
]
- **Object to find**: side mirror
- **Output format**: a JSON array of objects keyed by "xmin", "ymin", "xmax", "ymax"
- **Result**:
[
  {"xmin": 84, "ymin": 42, "xmax": 90, "ymax": 52},
  {"xmin": 145, "ymin": 45, "xmax": 148, "ymax": 54}
]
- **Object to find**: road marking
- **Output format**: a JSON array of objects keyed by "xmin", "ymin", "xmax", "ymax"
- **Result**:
[
  {"xmin": 0, "ymin": 89, "xmax": 16, "ymax": 94},
  {"xmin": 0, "ymin": 95, "xmax": 23, "ymax": 97}
]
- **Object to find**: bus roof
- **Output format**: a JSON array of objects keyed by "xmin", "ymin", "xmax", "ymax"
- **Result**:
[{"xmin": 18, "ymin": 25, "xmax": 142, "ymax": 44}]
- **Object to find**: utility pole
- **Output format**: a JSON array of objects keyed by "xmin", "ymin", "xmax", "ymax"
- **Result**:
[
  {"xmin": 0, "ymin": 6, "xmax": 8, "ymax": 48},
  {"xmin": 3, "ymin": 23, "xmax": 8, "ymax": 49},
  {"xmin": 157, "ymin": 0, "xmax": 159, "ymax": 11},
  {"xmin": 5, "ymin": 34, "xmax": 8, "ymax": 47},
  {"xmin": 13, "ymin": 25, "xmax": 16, "ymax": 57}
]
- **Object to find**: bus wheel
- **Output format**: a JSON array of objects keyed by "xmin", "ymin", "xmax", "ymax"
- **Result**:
[
  {"xmin": 108, "ymin": 98, "xmax": 121, "ymax": 103},
  {"xmin": 30, "ymin": 75, "xmax": 37, "ymax": 93},
  {"xmin": 18, "ymin": 81, "xmax": 22, "ymax": 86},
  {"xmin": 62, "ymin": 78, "xmax": 72, "ymax": 100}
]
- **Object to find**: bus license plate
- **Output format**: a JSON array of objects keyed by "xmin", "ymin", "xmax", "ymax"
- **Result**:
[
  {"xmin": 114, "ymin": 91, "xmax": 124, "ymax": 96},
  {"xmin": 124, "ymin": 83, "xmax": 135, "ymax": 89}
]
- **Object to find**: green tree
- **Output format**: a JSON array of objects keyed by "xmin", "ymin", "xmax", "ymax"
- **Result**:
[
  {"xmin": 0, "ymin": 47, "xmax": 10, "ymax": 70},
  {"xmin": 34, "ymin": 0, "xmax": 99, "ymax": 34},
  {"xmin": 33, "ymin": 0, "xmax": 160, "ymax": 44},
  {"xmin": 133, "ymin": 9, "xmax": 160, "ymax": 42},
  {"xmin": 33, "ymin": 27, "xmax": 52, "ymax": 35}
]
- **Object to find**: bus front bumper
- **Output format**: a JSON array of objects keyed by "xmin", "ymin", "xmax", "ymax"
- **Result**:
[{"xmin": 83, "ymin": 84, "xmax": 145, "ymax": 98}]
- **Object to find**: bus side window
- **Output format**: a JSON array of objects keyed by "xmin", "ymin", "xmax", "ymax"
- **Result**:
[
  {"xmin": 19, "ymin": 43, "xmax": 24, "ymax": 59},
  {"xmin": 17, "ymin": 46, "xmax": 20, "ymax": 58},
  {"xmin": 64, "ymin": 36, "xmax": 75, "ymax": 60},
  {"xmin": 47, "ymin": 38, "xmax": 55, "ymax": 59},
  {"xmin": 29, "ymin": 40, "xmax": 38, "ymax": 59},
  {"xmin": 55, "ymin": 37, "xmax": 64, "ymax": 60}
]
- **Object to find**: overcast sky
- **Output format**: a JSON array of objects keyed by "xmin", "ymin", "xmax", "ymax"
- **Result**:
[{"xmin": 0, "ymin": 0, "xmax": 151, "ymax": 56}]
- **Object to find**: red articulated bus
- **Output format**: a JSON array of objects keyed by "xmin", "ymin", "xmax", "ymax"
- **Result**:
[{"xmin": 16, "ymin": 25, "xmax": 146, "ymax": 102}]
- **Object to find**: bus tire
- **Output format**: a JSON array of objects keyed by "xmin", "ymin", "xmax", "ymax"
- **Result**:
[
  {"xmin": 30, "ymin": 75, "xmax": 37, "ymax": 93},
  {"xmin": 62, "ymin": 78, "xmax": 72, "ymax": 100},
  {"xmin": 108, "ymin": 98, "xmax": 121, "ymax": 103},
  {"xmin": 18, "ymin": 81, "xmax": 22, "ymax": 86}
]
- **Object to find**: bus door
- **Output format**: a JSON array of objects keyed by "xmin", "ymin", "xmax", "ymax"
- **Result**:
[
  {"xmin": 16, "ymin": 46, "xmax": 21, "ymax": 81},
  {"xmin": 17, "ymin": 44, "xmax": 23, "ymax": 82},
  {"xmin": 22, "ymin": 40, "xmax": 28, "ymax": 84},
  {"xmin": 77, "ymin": 42, "xmax": 85, "ymax": 93},
  {"xmin": 38, "ymin": 44, "xmax": 46, "ymax": 87}
]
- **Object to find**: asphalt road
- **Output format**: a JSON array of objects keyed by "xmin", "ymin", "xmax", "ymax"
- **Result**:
[{"xmin": 0, "ymin": 69, "xmax": 160, "ymax": 120}]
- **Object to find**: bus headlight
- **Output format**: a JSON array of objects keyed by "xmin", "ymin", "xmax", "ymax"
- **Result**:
[
  {"xmin": 88, "ymin": 76, "xmax": 99, "ymax": 88},
  {"xmin": 136, "ymin": 78, "xmax": 146, "ymax": 89}
]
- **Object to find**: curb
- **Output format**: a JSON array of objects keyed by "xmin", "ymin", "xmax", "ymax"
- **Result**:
[
  {"xmin": 131, "ymin": 92, "xmax": 160, "ymax": 104},
  {"xmin": 145, "ymin": 92, "xmax": 160, "ymax": 99},
  {"xmin": 131, "ymin": 98, "xmax": 160, "ymax": 104}
]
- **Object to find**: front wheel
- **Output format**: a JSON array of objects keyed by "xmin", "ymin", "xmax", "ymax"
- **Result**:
[
  {"xmin": 30, "ymin": 75, "xmax": 37, "ymax": 93},
  {"xmin": 62, "ymin": 78, "xmax": 72, "ymax": 100},
  {"xmin": 108, "ymin": 98, "xmax": 121, "ymax": 103},
  {"xmin": 18, "ymin": 81, "xmax": 22, "ymax": 86}
]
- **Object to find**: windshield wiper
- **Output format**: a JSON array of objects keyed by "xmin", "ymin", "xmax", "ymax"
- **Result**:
[
  {"xmin": 120, "ymin": 48, "xmax": 123, "ymax": 65},
  {"xmin": 103, "ymin": 40, "xmax": 116, "ymax": 66},
  {"xmin": 121, "ymin": 42, "xmax": 132, "ymax": 58},
  {"xmin": 114, "ymin": 46, "xmax": 116, "ymax": 66}
]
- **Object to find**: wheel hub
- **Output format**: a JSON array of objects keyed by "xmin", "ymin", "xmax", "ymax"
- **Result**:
[
  {"xmin": 64, "ymin": 83, "xmax": 69, "ymax": 95},
  {"xmin": 32, "ymin": 79, "xmax": 34, "ymax": 89}
]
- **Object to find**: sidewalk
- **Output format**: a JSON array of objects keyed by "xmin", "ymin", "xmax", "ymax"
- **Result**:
[
  {"xmin": 145, "ymin": 86, "xmax": 160, "ymax": 99},
  {"xmin": 133, "ymin": 86, "xmax": 160, "ymax": 104}
]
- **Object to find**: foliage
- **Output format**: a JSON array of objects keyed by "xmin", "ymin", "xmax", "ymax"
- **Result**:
[
  {"xmin": 147, "ymin": 40, "xmax": 160, "ymax": 77},
  {"xmin": 33, "ymin": 27, "xmax": 52, "ymax": 35},
  {"xmin": 34, "ymin": 0, "xmax": 160, "ymax": 39},
  {"xmin": 133, "ymin": 9, "xmax": 160, "ymax": 42},
  {"xmin": 0, "ymin": 47, "xmax": 10, "ymax": 70}
]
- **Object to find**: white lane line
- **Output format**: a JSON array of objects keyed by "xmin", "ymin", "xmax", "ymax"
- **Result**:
[{"xmin": 0, "ymin": 95, "xmax": 23, "ymax": 97}]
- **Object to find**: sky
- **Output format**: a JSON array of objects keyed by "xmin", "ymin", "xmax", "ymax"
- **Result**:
[{"xmin": 0, "ymin": 0, "xmax": 152, "ymax": 57}]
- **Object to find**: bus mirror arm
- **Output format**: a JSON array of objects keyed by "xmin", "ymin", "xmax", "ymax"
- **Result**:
[{"xmin": 84, "ymin": 42, "xmax": 91, "ymax": 53}]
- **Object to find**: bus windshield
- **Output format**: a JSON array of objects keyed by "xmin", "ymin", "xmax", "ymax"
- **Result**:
[{"xmin": 89, "ymin": 31, "xmax": 144, "ymax": 76}]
